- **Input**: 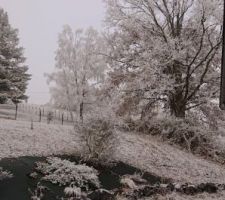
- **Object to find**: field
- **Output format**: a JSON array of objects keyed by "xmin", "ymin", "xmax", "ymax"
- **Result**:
[{"xmin": 1, "ymin": 104, "xmax": 225, "ymax": 199}]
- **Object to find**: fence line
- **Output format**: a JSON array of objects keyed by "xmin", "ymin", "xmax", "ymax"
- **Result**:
[{"xmin": 18, "ymin": 103, "xmax": 75, "ymax": 125}]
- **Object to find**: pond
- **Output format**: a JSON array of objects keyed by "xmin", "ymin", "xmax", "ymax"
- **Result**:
[{"xmin": 0, "ymin": 156, "xmax": 164, "ymax": 200}]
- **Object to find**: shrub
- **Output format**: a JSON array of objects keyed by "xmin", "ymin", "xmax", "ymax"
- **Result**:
[
  {"xmin": 0, "ymin": 167, "xmax": 13, "ymax": 181},
  {"xmin": 78, "ymin": 117, "xmax": 115, "ymax": 162},
  {"xmin": 46, "ymin": 111, "xmax": 54, "ymax": 124},
  {"xmin": 30, "ymin": 183, "xmax": 47, "ymax": 200},
  {"xmin": 36, "ymin": 157, "xmax": 100, "ymax": 190},
  {"xmin": 136, "ymin": 115, "xmax": 214, "ymax": 157}
]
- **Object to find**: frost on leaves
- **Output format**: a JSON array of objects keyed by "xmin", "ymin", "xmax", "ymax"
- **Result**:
[{"xmin": 36, "ymin": 157, "xmax": 100, "ymax": 189}]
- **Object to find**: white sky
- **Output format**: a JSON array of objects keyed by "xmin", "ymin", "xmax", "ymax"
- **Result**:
[{"xmin": 0, "ymin": 0, "xmax": 105, "ymax": 105}]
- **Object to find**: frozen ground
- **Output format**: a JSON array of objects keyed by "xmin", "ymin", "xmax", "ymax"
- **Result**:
[
  {"xmin": 1, "ymin": 118, "xmax": 225, "ymax": 199},
  {"xmin": 117, "ymin": 191, "xmax": 225, "ymax": 200},
  {"xmin": 113, "ymin": 131, "xmax": 225, "ymax": 184},
  {"xmin": 141, "ymin": 191, "xmax": 225, "ymax": 200},
  {"xmin": 1, "ymin": 118, "xmax": 225, "ymax": 184},
  {"xmin": 0, "ymin": 118, "xmax": 78, "ymax": 158}
]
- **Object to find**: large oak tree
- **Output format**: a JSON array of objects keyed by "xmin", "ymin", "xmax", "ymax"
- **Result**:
[{"xmin": 104, "ymin": 0, "xmax": 222, "ymax": 118}]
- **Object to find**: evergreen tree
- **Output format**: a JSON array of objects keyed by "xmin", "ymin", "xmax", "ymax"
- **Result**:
[{"xmin": 0, "ymin": 8, "xmax": 30, "ymax": 112}]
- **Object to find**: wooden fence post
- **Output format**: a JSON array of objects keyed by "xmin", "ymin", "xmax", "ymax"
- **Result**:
[
  {"xmin": 31, "ymin": 118, "xmax": 34, "ymax": 130},
  {"xmin": 62, "ymin": 113, "xmax": 64, "ymax": 125},
  {"xmin": 39, "ymin": 108, "xmax": 42, "ymax": 122}
]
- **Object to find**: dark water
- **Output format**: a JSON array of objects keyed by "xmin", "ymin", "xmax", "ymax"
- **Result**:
[{"xmin": 0, "ymin": 156, "xmax": 163, "ymax": 200}]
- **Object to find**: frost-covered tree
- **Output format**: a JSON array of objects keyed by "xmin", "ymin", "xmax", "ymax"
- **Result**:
[
  {"xmin": 47, "ymin": 26, "xmax": 106, "ymax": 121},
  {"xmin": 0, "ymin": 8, "xmax": 30, "ymax": 117},
  {"xmin": 104, "ymin": 0, "xmax": 222, "ymax": 118}
]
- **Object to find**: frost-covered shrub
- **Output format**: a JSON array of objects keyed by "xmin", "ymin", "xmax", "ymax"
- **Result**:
[
  {"xmin": 47, "ymin": 111, "xmax": 54, "ymax": 124},
  {"xmin": 64, "ymin": 185, "xmax": 82, "ymax": 198},
  {"xmin": 78, "ymin": 116, "xmax": 116, "ymax": 161},
  {"xmin": 210, "ymin": 135, "xmax": 225, "ymax": 164},
  {"xmin": 30, "ymin": 183, "xmax": 47, "ymax": 200},
  {"xmin": 0, "ymin": 167, "xmax": 13, "ymax": 180},
  {"xmin": 36, "ymin": 157, "xmax": 100, "ymax": 189},
  {"xmin": 120, "ymin": 173, "xmax": 146, "ymax": 190},
  {"xmin": 136, "ymin": 115, "xmax": 213, "ymax": 155}
]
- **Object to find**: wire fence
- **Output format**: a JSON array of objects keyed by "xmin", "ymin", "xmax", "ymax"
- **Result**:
[{"xmin": 0, "ymin": 103, "xmax": 75, "ymax": 126}]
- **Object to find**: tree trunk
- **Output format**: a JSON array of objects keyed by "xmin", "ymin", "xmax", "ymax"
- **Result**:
[
  {"xmin": 61, "ymin": 113, "xmax": 64, "ymax": 125},
  {"xmin": 39, "ymin": 108, "xmax": 42, "ymax": 122},
  {"xmin": 169, "ymin": 60, "xmax": 186, "ymax": 118},
  {"xmin": 80, "ymin": 101, "xmax": 83, "ymax": 123},
  {"xmin": 169, "ymin": 93, "xmax": 186, "ymax": 118},
  {"xmin": 15, "ymin": 103, "xmax": 18, "ymax": 120},
  {"xmin": 79, "ymin": 89, "xmax": 85, "ymax": 123}
]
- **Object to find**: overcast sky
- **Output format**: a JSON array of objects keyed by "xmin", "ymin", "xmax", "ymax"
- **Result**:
[{"xmin": 0, "ymin": 0, "xmax": 105, "ymax": 105}]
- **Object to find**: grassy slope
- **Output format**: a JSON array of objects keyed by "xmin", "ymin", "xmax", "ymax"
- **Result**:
[
  {"xmin": 157, "ymin": 191, "xmax": 225, "ymax": 200},
  {"xmin": 119, "ymin": 191, "xmax": 225, "ymax": 200},
  {"xmin": 0, "ymin": 104, "xmax": 78, "ymax": 158},
  {"xmin": 1, "ymin": 116, "xmax": 224, "ymax": 185},
  {"xmin": 113, "ymin": 132, "xmax": 225, "ymax": 199},
  {"xmin": 113, "ymin": 131, "xmax": 225, "ymax": 184},
  {"xmin": 0, "ymin": 118, "xmax": 78, "ymax": 158},
  {"xmin": 0, "ymin": 115, "xmax": 225, "ymax": 183},
  {"xmin": 1, "ymin": 105, "xmax": 225, "ymax": 199}
]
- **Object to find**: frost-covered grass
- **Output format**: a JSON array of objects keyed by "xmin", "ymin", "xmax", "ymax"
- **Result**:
[
  {"xmin": 0, "ymin": 118, "xmax": 78, "ymax": 158},
  {"xmin": 0, "ymin": 104, "xmax": 30, "ymax": 120},
  {"xmin": 137, "ymin": 191, "xmax": 225, "ymax": 200},
  {"xmin": 112, "ymin": 131, "xmax": 225, "ymax": 185},
  {"xmin": 1, "ymin": 117, "xmax": 225, "ymax": 200},
  {"xmin": 116, "ymin": 191, "xmax": 225, "ymax": 200}
]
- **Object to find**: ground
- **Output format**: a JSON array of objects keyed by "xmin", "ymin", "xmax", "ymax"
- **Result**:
[
  {"xmin": 1, "ymin": 105, "xmax": 225, "ymax": 199},
  {"xmin": 113, "ymin": 131, "xmax": 225, "ymax": 184},
  {"xmin": 0, "ymin": 118, "xmax": 77, "ymax": 158},
  {"xmin": 142, "ymin": 191, "xmax": 225, "ymax": 200}
]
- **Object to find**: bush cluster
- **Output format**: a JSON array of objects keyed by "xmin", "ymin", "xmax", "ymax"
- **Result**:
[
  {"xmin": 135, "ymin": 115, "xmax": 221, "ymax": 161},
  {"xmin": 77, "ymin": 117, "xmax": 115, "ymax": 162}
]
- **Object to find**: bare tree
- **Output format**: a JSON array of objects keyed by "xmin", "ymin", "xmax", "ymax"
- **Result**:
[
  {"xmin": 47, "ymin": 26, "xmax": 106, "ymax": 122},
  {"xmin": 104, "ymin": 0, "xmax": 222, "ymax": 118}
]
